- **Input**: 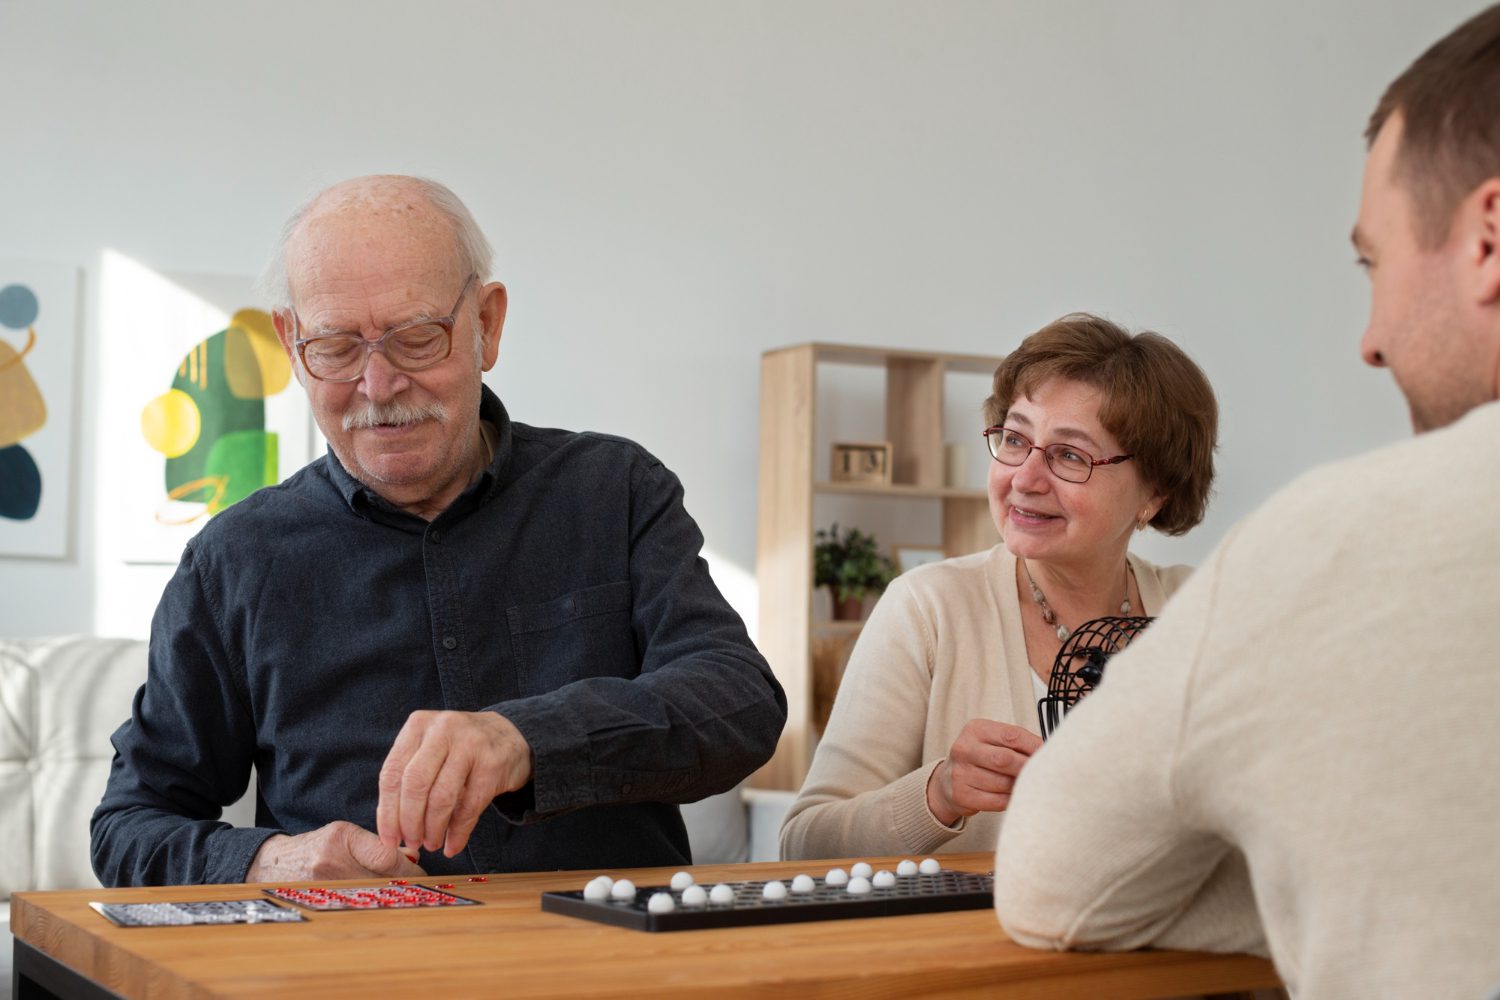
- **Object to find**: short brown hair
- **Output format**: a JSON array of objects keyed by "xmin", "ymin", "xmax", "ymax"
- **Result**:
[
  {"xmin": 1365, "ymin": 4, "xmax": 1500, "ymax": 247},
  {"xmin": 983, "ymin": 313, "xmax": 1218, "ymax": 536}
]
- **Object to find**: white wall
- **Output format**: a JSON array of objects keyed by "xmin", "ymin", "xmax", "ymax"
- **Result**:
[{"xmin": 0, "ymin": 0, "xmax": 1477, "ymax": 638}]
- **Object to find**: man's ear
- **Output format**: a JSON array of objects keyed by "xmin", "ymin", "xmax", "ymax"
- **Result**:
[
  {"xmin": 271, "ymin": 310, "xmax": 307, "ymax": 385},
  {"xmin": 272, "ymin": 309, "xmax": 295, "ymax": 358},
  {"xmin": 1467, "ymin": 177, "xmax": 1500, "ymax": 306},
  {"xmin": 478, "ymin": 282, "xmax": 507, "ymax": 372}
]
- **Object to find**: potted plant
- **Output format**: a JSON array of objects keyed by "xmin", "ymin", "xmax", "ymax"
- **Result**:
[{"xmin": 814, "ymin": 523, "xmax": 896, "ymax": 620}]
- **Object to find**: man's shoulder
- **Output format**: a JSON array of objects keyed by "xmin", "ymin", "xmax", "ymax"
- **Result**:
[
  {"xmin": 508, "ymin": 421, "xmax": 666, "ymax": 475},
  {"xmin": 185, "ymin": 458, "xmax": 340, "ymax": 557},
  {"xmin": 1232, "ymin": 402, "xmax": 1500, "ymax": 557}
]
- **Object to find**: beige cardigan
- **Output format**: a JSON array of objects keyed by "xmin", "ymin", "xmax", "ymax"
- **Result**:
[
  {"xmin": 995, "ymin": 401, "xmax": 1500, "ymax": 999},
  {"xmin": 779, "ymin": 544, "xmax": 1191, "ymax": 860}
]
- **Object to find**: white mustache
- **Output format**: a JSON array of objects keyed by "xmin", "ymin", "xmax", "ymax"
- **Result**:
[{"xmin": 342, "ymin": 400, "xmax": 448, "ymax": 432}]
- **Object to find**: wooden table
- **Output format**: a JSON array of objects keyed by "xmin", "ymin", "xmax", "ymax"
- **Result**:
[{"xmin": 12, "ymin": 853, "xmax": 1279, "ymax": 998}]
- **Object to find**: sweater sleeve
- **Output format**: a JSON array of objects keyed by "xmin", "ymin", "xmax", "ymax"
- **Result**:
[
  {"xmin": 779, "ymin": 575, "xmax": 966, "ymax": 860},
  {"xmin": 993, "ymin": 533, "xmax": 1266, "ymax": 955}
]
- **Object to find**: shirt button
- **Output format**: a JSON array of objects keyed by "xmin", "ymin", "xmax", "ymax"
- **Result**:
[
  {"xmin": 429, "ymin": 530, "xmax": 441, "ymax": 543},
  {"xmin": 442, "ymin": 636, "xmax": 458, "ymax": 650},
  {"xmin": 621, "ymin": 783, "xmax": 632, "ymax": 795}
]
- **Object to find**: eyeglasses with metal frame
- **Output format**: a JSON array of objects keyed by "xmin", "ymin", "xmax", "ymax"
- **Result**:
[
  {"xmin": 982, "ymin": 425, "xmax": 1133, "ymax": 484},
  {"xmin": 290, "ymin": 273, "xmax": 478, "ymax": 383}
]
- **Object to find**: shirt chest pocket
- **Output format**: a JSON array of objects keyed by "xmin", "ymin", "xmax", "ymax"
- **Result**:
[{"xmin": 506, "ymin": 580, "xmax": 639, "ymax": 696}]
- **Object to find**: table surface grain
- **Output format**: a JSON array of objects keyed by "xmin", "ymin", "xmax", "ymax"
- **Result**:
[{"xmin": 12, "ymin": 851, "xmax": 1280, "ymax": 999}]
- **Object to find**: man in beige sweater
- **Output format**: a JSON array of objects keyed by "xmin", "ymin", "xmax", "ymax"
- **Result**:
[{"xmin": 994, "ymin": 7, "xmax": 1500, "ymax": 999}]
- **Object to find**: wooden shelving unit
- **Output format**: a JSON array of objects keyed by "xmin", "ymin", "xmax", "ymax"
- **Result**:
[{"xmin": 752, "ymin": 343, "xmax": 1005, "ymax": 789}]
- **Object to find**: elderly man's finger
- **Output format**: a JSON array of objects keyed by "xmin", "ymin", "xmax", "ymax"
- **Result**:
[
  {"xmin": 398, "ymin": 740, "xmax": 450, "ymax": 851},
  {"xmin": 347, "ymin": 824, "xmax": 427, "ymax": 877},
  {"xmin": 422, "ymin": 752, "xmax": 473, "ymax": 852},
  {"xmin": 376, "ymin": 713, "xmax": 432, "ymax": 847},
  {"xmin": 443, "ymin": 776, "xmax": 497, "ymax": 858}
]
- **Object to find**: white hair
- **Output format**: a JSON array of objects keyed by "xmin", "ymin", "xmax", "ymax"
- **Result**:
[{"xmin": 257, "ymin": 176, "xmax": 494, "ymax": 311}]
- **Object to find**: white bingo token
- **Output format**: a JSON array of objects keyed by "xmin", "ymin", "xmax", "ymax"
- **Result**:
[
  {"xmin": 583, "ymin": 876, "xmax": 613, "ymax": 900},
  {"xmin": 680, "ymin": 885, "xmax": 708, "ymax": 907},
  {"xmin": 709, "ymin": 883, "xmax": 735, "ymax": 905},
  {"xmin": 762, "ymin": 880, "xmax": 787, "ymax": 901},
  {"xmin": 896, "ymin": 859, "xmax": 918, "ymax": 876},
  {"xmin": 824, "ymin": 867, "xmax": 849, "ymax": 886},
  {"xmin": 919, "ymin": 858, "xmax": 941, "ymax": 875},
  {"xmin": 846, "ymin": 876, "xmax": 873, "ymax": 895},
  {"xmin": 647, "ymin": 892, "xmax": 676, "ymax": 913},
  {"xmin": 790, "ymin": 874, "xmax": 816, "ymax": 894},
  {"xmin": 850, "ymin": 862, "xmax": 873, "ymax": 879},
  {"xmin": 670, "ymin": 871, "xmax": 695, "ymax": 890},
  {"xmin": 610, "ymin": 878, "xmax": 637, "ymax": 900},
  {"xmin": 872, "ymin": 870, "xmax": 896, "ymax": 888}
]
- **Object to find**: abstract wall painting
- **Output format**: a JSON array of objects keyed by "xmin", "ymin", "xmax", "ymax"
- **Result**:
[
  {"xmin": 0, "ymin": 256, "xmax": 80, "ymax": 559},
  {"xmin": 101, "ymin": 252, "xmax": 314, "ymax": 565}
]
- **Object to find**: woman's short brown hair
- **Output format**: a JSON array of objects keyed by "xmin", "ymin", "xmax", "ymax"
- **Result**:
[{"xmin": 982, "ymin": 313, "xmax": 1218, "ymax": 536}]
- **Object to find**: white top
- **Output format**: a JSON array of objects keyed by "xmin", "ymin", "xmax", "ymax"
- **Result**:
[{"xmin": 1026, "ymin": 671, "xmax": 1050, "ymax": 728}]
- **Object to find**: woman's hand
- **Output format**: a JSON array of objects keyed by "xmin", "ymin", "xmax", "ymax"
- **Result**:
[{"xmin": 926, "ymin": 720, "xmax": 1044, "ymax": 826}]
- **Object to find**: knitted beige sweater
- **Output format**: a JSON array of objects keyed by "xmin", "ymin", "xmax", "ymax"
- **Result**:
[
  {"xmin": 779, "ymin": 544, "xmax": 1191, "ymax": 860},
  {"xmin": 995, "ymin": 401, "xmax": 1500, "ymax": 1000}
]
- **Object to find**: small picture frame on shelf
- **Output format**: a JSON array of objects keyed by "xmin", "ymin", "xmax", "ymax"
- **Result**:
[
  {"xmin": 830, "ymin": 441, "xmax": 893, "ymax": 484},
  {"xmin": 894, "ymin": 545, "xmax": 946, "ymax": 574}
]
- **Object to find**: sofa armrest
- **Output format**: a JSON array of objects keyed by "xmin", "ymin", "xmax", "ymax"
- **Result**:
[{"xmin": 0, "ymin": 637, "xmax": 151, "ymax": 898}]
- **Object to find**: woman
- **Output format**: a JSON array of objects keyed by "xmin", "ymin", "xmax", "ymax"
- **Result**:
[{"xmin": 780, "ymin": 313, "xmax": 1218, "ymax": 859}]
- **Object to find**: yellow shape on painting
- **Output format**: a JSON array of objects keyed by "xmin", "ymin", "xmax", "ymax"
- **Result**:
[
  {"xmin": 225, "ymin": 308, "xmax": 290, "ymax": 399},
  {"xmin": 140, "ymin": 388, "xmax": 201, "ymax": 458},
  {"xmin": 0, "ymin": 332, "xmax": 47, "ymax": 447},
  {"xmin": 154, "ymin": 475, "xmax": 228, "ymax": 525}
]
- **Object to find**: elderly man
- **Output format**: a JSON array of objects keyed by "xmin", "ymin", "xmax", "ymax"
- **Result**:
[
  {"xmin": 91, "ymin": 176, "xmax": 786, "ymax": 885},
  {"xmin": 993, "ymin": 7, "xmax": 1500, "ymax": 998}
]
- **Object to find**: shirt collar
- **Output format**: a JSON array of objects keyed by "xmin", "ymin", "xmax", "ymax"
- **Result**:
[{"xmin": 322, "ymin": 385, "xmax": 513, "ymax": 518}]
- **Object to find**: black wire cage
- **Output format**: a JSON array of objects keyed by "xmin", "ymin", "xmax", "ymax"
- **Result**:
[{"xmin": 1037, "ymin": 615, "xmax": 1153, "ymax": 739}]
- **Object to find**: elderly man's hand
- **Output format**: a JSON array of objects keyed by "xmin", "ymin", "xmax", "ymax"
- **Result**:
[
  {"xmin": 246, "ymin": 821, "xmax": 427, "ymax": 882},
  {"xmin": 926, "ymin": 719, "xmax": 1044, "ymax": 827},
  {"xmin": 376, "ymin": 710, "xmax": 534, "ymax": 858}
]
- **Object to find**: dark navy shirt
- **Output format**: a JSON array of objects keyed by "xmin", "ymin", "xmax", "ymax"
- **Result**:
[{"xmin": 91, "ymin": 387, "xmax": 786, "ymax": 886}]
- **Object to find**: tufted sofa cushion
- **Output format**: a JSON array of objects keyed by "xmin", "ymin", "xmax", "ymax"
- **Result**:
[{"xmin": 0, "ymin": 636, "xmax": 150, "ymax": 898}]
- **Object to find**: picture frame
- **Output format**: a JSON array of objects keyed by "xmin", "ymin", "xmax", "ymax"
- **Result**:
[
  {"xmin": 99, "ymin": 255, "xmax": 314, "ymax": 565},
  {"xmin": 0, "ymin": 256, "xmax": 81, "ymax": 559},
  {"xmin": 894, "ymin": 545, "xmax": 946, "ymax": 574},
  {"xmin": 830, "ymin": 441, "xmax": 892, "ymax": 485}
]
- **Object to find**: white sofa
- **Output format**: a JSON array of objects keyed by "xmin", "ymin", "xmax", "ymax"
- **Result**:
[{"xmin": 1, "ymin": 636, "xmax": 792, "ymax": 1000}]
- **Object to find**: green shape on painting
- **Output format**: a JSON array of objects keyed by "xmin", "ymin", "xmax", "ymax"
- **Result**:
[
  {"xmin": 204, "ymin": 430, "xmax": 278, "ymax": 513},
  {"xmin": 164, "ymin": 328, "xmax": 265, "ymax": 494}
]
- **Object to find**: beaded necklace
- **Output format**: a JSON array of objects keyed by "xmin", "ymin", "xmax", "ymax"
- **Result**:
[{"xmin": 1021, "ymin": 557, "xmax": 1133, "ymax": 642}]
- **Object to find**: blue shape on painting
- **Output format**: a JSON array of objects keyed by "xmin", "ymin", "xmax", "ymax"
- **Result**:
[
  {"xmin": 0, "ymin": 284, "xmax": 39, "ymax": 330},
  {"xmin": 0, "ymin": 443, "xmax": 41, "ymax": 520}
]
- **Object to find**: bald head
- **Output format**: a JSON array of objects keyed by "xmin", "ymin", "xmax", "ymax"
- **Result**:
[{"xmin": 260, "ymin": 175, "xmax": 493, "ymax": 310}]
